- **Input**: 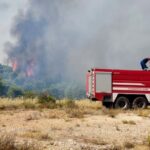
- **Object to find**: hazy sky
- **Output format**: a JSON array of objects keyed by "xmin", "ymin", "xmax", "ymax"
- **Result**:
[
  {"xmin": 0, "ymin": 0, "xmax": 28, "ymax": 63},
  {"xmin": 1, "ymin": 0, "xmax": 150, "ymax": 79}
]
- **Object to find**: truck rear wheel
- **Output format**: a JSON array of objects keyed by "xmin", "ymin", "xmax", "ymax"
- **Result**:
[
  {"xmin": 114, "ymin": 96, "xmax": 130, "ymax": 109},
  {"xmin": 132, "ymin": 97, "xmax": 147, "ymax": 109}
]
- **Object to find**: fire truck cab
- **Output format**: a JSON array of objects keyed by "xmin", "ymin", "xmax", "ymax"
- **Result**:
[{"xmin": 86, "ymin": 68, "xmax": 150, "ymax": 109}]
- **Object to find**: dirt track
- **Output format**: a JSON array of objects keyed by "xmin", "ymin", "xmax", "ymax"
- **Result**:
[{"xmin": 0, "ymin": 108, "xmax": 150, "ymax": 150}]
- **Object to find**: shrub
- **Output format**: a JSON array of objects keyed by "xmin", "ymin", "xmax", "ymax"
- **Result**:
[
  {"xmin": 38, "ymin": 93, "xmax": 56, "ymax": 104},
  {"xmin": 22, "ymin": 101, "xmax": 36, "ymax": 109},
  {"xmin": 58, "ymin": 99, "xmax": 78, "ymax": 109},
  {"xmin": 66, "ymin": 108, "xmax": 85, "ymax": 118},
  {"xmin": 38, "ymin": 93, "xmax": 56, "ymax": 109},
  {"xmin": 65, "ymin": 100, "xmax": 78, "ymax": 108},
  {"xmin": 23, "ymin": 91, "xmax": 37, "ymax": 99},
  {"xmin": 7, "ymin": 86, "xmax": 24, "ymax": 98}
]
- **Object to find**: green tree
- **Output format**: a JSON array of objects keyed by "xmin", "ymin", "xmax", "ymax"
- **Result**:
[{"xmin": 7, "ymin": 86, "xmax": 24, "ymax": 98}]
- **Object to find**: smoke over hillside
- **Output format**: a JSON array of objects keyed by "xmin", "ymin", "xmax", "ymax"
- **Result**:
[{"xmin": 5, "ymin": 0, "xmax": 150, "ymax": 82}]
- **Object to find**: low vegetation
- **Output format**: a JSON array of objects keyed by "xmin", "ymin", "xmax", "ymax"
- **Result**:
[
  {"xmin": 122, "ymin": 120, "xmax": 136, "ymax": 125},
  {"xmin": 0, "ymin": 98, "xmax": 149, "ymax": 149},
  {"xmin": 123, "ymin": 141, "xmax": 135, "ymax": 149},
  {"xmin": 21, "ymin": 130, "xmax": 52, "ymax": 141},
  {"xmin": 0, "ymin": 133, "xmax": 41, "ymax": 150},
  {"xmin": 0, "ymin": 98, "xmax": 149, "ymax": 117},
  {"xmin": 0, "ymin": 98, "xmax": 38, "ymax": 110},
  {"xmin": 38, "ymin": 93, "xmax": 56, "ymax": 104},
  {"xmin": 134, "ymin": 109, "xmax": 150, "ymax": 118},
  {"xmin": 102, "ymin": 108, "xmax": 122, "ymax": 118},
  {"xmin": 57, "ymin": 99, "xmax": 78, "ymax": 109},
  {"xmin": 101, "ymin": 107, "xmax": 150, "ymax": 118},
  {"xmin": 147, "ymin": 135, "xmax": 150, "ymax": 146},
  {"xmin": 0, "ymin": 98, "xmax": 102, "ymax": 120},
  {"xmin": 0, "ymin": 64, "xmax": 85, "ymax": 99},
  {"xmin": 0, "ymin": 98, "xmax": 101, "ymax": 110},
  {"xmin": 82, "ymin": 137, "xmax": 108, "ymax": 145}
]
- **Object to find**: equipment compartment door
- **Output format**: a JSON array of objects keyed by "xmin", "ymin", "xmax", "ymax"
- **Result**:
[
  {"xmin": 96, "ymin": 72, "xmax": 112, "ymax": 93},
  {"xmin": 88, "ymin": 74, "xmax": 92, "ymax": 95}
]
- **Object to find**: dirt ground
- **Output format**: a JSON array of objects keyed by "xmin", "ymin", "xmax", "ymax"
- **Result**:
[{"xmin": 0, "ymin": 107, "xmax": 150, "ymax": 150}]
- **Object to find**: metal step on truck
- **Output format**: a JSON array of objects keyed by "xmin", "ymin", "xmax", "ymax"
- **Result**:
[{"xmin": 86, "ymin": 68, "xmax": 150, "ymax": 109}]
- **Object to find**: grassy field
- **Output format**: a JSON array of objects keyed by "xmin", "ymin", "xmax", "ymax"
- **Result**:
[{"xmin": 0, "ymin": 98, "xmax": 149, "ymax": 149}]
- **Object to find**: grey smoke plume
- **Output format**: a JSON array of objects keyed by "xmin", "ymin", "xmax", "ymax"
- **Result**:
[
  {"xmin": 5, "ymin": 0, "xmax": 150, "ymax": 82},
  {"xmin": 0, "ymin": 2, "xmax": 9, "ymax": 10}
]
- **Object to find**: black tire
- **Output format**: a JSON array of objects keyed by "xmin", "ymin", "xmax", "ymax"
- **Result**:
[
  {"xmin": 132, "ymin": 97, "xmax": 147, "ymax": 109},
  {"xmin": 114, "ymin": 96, "xmax": 130, "ymax": 109},
  {"xmin": 102, "ymin": 102, "xmax": 113, "ymax": 109}
]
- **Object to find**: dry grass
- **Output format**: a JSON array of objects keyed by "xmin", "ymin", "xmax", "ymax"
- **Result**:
[
  {"xmin": 0, "ymin": 98, "xmax": 149, "ymax": 150},
  {"xmin": 0, "ymin": 98, "xmax": 101, "ymax": 111},
  {"xmin": 80, "ymin": 136, "xmax": 107, "ymax": 145},
  {"xmin": 57, "ymin": 99, "xmax": 78, "ymax": 108},
  {"xmin": 57, "ymin": 99, "xmax": 101, "ymax": 110},
  {"xmin": 101, "ymin": 107, "xmax": 150, "ymax": 118},
  {"xmin": 20, "ymin": 130, "xmax": 52, "ymax": 141},
  {"xmin": 57, "ymin": 99, "xmax": 101, "ymax": 118},
  {"xmin": 122, "ymin": 120, "xmax": 136, "ymax": 125},
  {"xmin": 0, "ymin": 98, "xmax": 149, "ymax": 112},
  {"xmin": 134, "ymin": 145, "xmax": 150, "ymax": 150},
  {"xmin": 0, "ymin": 98, "xmax": 149, "ymax": 120},
  {"xmin": 25, "ymin": 112, "xmax": 41, "ymax": 121},
  {"xmin": 147, "ymin": 135, "xmax": 150, "ymax": 147},
  {"xmin": 75, "ymin": 99, "xmax": 102, "ymax": 110},
  {"xmin": 0, "ymin": 98, "xmax": 101, "ymax": 112},
  {"xmin": 0, "ymin": 98, "xmax": 38, "ymax": 110},
  {"xmin": 134, "ymin": 109, "xmax": 150, "ymax": 118},
  {"xmin": 135, "ymin": 135, "xmax": 150, "ymax": 149},
  {"xmin": 45, "ymin": 109, "xmax": 67, "ymax": 119},
  {"xmin": 25, "ymin": 107, "xmax": 87, "ymax": 120},
  {"xmin": 0, "ymin": 133, "xmax": 41, "ymax": 150},
  {"xmin": 124, "ymin": 141, "xmax": 135, "ymax": 149},
  {"xmin": 112, "ymin": 145, "xmax": 122, "ymax": 150},
  {"xmin": 65, "ymin": 108, "xmax": 86, "ymax": 118},
  {"xmin": 102, "ymin": 108, "xmax": 124, "ymax": 118}
]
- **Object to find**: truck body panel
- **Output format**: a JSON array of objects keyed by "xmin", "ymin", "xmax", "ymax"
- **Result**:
[{"xmin": 86, "ymin": 68, "xmax": 150, "ymax": 104}]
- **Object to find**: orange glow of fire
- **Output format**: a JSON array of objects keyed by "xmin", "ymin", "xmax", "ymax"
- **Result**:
[
  {"xmin": 26, "ymin": 60, "xmax": 35, "ymax": 77},
  {"xmin": 12, "ymin": 60, "xmax": 18, "ymax": 71},
  {"xmin": 11, "ymin": 58, "xmax": 35, "ymax": 77}
]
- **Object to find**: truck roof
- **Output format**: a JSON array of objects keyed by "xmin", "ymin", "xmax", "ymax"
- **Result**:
[{"xmin": 92, "ymin": 68, "xmax": 150, "ymax": 76}]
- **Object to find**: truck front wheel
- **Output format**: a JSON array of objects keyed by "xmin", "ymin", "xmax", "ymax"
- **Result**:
[
  {"xmin": 114, "ymin": 96, "xmax": 130, "ymax": 109},
  {"xmin": 132, "ymin": 97, "xmax": 147, "ymax": 109}
]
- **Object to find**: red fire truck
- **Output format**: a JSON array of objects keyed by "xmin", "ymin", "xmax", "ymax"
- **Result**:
[{"xmin": 86, "ymin": 68, "xmax": 150, "ymax": 109}]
